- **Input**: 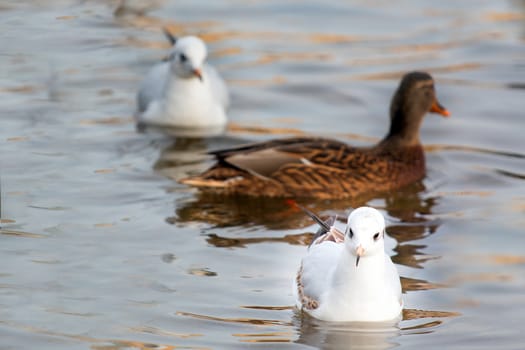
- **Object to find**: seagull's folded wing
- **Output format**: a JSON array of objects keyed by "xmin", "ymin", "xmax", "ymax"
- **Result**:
[{"xmin": 300, "ymin": 242, "xmax": 342, "ymax": 302}]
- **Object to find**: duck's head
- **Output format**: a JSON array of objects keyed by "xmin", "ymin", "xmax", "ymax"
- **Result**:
[
  {"xmin": 344, "ymin": 207, "xmax": 386, "ymax": 267},
  {"xmin": 167, "ymin": 36, "xmax": 207, "ymax": 82},
  {"xmin": 387, "ymin": 71, "xmax": 450, "ymax": 144}
]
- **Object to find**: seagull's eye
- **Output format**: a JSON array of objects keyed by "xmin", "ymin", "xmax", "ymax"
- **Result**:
[
  {"xmin": 179, "ymin": 53, "xmax": 187, "ymax": 62},
  {"xmin": 347, "ymin": 228, "xmax": 354, "ymax": 238},
  {"xmin": 373, "ymin": 232, "xmax": 380, "ymax": 241}
]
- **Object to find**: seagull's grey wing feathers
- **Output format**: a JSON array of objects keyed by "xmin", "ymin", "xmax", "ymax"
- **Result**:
[
  {"xmin": 309, "ymin": 216, "xmax": 336, "ymax": 247},
  {"xmin": 300, "ymin": 242, "xmax": 341, "ymax": 304},
  {"xmin": 137, "ymin": 62, "xmax": 170, "ymax": 113}
]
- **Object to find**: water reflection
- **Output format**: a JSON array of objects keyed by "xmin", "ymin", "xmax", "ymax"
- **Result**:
[
  {"xmin": 176, "ymin": 311, "xmax": 292, "ymax": 327},
  {"xmin": 293, "ymin": 311, "xmax": 400, "ymax": 350},
  {"xmin": 378, "ymin": 182, "xmax": 442, "ymax": 268},
  {"xmin": 174, "ymin": 194, "xmax": 313, "ymax": 229},
  {"xmin": 293, "ymin": 307, "xmax": 460, "ymax": 349},
  {"xmin": 174, "ymin": 179, "xmax": 440, "ymax": 234},
  {"xmin": 152, "ymin": 137, "xmax": 210, "ymax": 181},
  {"xmin": 175, "ymin": 177, "xmax": 444, "ymax": 273},
  {"xmin": 151, "ymin": 134, "xmax": 252, "ymax": 181},
  {"xmin": 206, "ymin": 232, "xmax": 313, "ymax": 248},
  {"xmin": 114, "ymin": 0, "xmax": 166, "ymax": 18},
  {"xmin": 138, "ymin": 122, "xmax": 228, "ymax": 139}
]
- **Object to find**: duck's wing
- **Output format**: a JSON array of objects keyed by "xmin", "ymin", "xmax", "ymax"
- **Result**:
[
  {"xmin": 209, "ymin": 137, "xmax": 334, "ymax": 159},
  {"xmin": 137, "ymin": 62, "xmax": 170, "ymax": 113},
  {"xmin": 210, "ymin": 137, "xmax": 358, "ymax": 177}
]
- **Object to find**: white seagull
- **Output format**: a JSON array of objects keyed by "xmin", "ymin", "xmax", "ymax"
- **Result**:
[
  {"xmin": 294, "ymin": 206, "xmax": 403, "ymax": 322},
  {"xmin": 136, "ymin": 33, "xmax": 230, "ymax": 137}
]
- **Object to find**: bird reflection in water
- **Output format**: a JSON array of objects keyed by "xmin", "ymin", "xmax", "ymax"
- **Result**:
[
  {"xmin": 174, "ymin": 180, "xmax": 445, "ymax": 291},
  {"xmin": 292, "ymin": 307, "xmax": 459, "ymax": 350},
  {"xmin": 153, "ymin": 137, "xmax": 210, "ymax": 181},
  {"xmin": 293, "ymin": 310, "xmax": 401, "ymax": 350},
  {"xmin": 174, "ymin": 179, "xmax": 440, "ymax": 243},
  {"xmin": 151, "ymin": 134, "xmax": 252, "ymax": 181}
]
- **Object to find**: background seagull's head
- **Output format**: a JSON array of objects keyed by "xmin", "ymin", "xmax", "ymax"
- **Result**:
[{"xmin": 168, "ymin": 36, "xmax": 207, "ymax": 81}]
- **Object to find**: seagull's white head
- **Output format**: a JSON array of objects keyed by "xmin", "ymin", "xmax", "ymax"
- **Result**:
[
  {"xmin": 168, "ymin": 36, "xmax": 207, "ymax": 81},
  {"xmin": 344, "ymin": 207, "xmax": 386, "ymax": 267}
]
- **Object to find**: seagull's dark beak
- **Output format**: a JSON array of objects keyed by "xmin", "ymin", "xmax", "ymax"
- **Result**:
[
  {"xmin": 192, "ymin": 68, "xmax": 203, "ymax": 82},
  {"xmin": 355, "ymin": 245, "xmax": 365, "ymax": 267}
]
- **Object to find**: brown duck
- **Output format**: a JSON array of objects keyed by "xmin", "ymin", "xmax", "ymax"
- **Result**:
[{"xmin": 180, "ymin": 71, "xmax": 450, "ymax": 199}]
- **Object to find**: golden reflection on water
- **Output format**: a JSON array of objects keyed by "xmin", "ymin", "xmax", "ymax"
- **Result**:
[
  {"xmin": 392, "ymin": 243, "xmax": 438, "ymax": 268},
  {"xmin": 233, "ymin": 332, "xmax": 293, "ymax": 343},
  {"xmin": 116, "ymin": 14, "xmax": 373, "ymax": 47},
  {"xmin": 401, "ymin": 277, "xmax": 447, "ymax": 292},
  {"xmin": 174, "ymin": 179, "xmax": 436, "ymax": 228},
  {"xmin": 176, "ymin": 311, "xmax": 292, "ymax": 327},
  {"xmin": 187, "ymin": 267, "xmax": 218, "ymax": 277},
  {"xmin": 6, "ymin": 136, "xmax": 30, "ymax": 142},
  {"xmin": 0, "ymin": 320, "xmax": 205, "ymax": 350},
  {"xmin": 241, "ymin": 305, "xmax": 294, "ymax": 311},
  {"xmin": 484, "ymin": 12, "xmax": 525, "ymax": 21},
  {"xmin": 0, "ymin": 85, "xmax": 38, "ymax": 93},
  {"xmin": 115, "ymin": 36, "xmax": 171, "ymax": 49},
  {"xmin": 79, "ymin": 116, "xmax": 134, "ymax": 125},
  {"xmin": 206, "ymin": 232, "xmax": 313, "ymax": 248},
  {"xmin": 0, "ymin": 228, "xmax": 44, "ymax": 238},
  {"xmin": 483, "ymin": 254, "xmax": 525, "ymax": 265},
  {"xmin": 354, "ymin": 63, "xmax": 482, "ymax": 81},
  {"xmin": 129, "ymin": 325, "xmax": 202, "ymax": 339},
  {"xmin": 403, "ymin": 309, "xmax": 460, "ymax": 321}
]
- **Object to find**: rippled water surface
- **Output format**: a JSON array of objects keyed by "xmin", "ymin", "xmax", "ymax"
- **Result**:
[{"xmin": 1, "ymin": 1, "xmax": 524, "ymax": 349}]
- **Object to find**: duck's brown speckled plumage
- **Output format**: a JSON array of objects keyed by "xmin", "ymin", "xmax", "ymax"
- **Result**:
[{"xmin": 180, "ymin": 72, "xmax": 450, "ymax": 199}]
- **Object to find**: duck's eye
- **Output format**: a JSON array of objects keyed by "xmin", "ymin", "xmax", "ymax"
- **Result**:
[
  {"xmin": 373, "ymin": 232, "xmax": 380, "ymax": 241},
  {"xmin": 179, "ymin": 53, "xmax": 187, "ymax": 62},
  {"xmin": 347, "ymin": 228, "xmax": 354, "ymax": 238}
]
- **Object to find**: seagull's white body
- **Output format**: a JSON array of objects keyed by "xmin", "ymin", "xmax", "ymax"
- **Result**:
[
  {"xmin": 136, "ymin": 36, "xmax": 229, "ymax": 137},
  {"xmin": 294, "ymin": 207, "xmax": 403, "ymax": 322}
]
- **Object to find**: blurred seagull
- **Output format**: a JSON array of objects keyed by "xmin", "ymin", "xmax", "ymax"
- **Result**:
[
  {"xmin": 136, "ymin": 32, "xmax": 230, "ymax": 137},
  {"xmin": 294, "ymin": 206, "xmax": 403, "ymax": 322}
]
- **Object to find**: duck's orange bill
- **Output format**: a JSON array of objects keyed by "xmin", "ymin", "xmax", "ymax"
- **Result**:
[{"xmin": 430, "ymin": 100, "xmax": 450, "ymax": 117}]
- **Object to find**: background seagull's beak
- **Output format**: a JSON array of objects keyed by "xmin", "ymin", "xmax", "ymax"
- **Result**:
[
  {"xmin": 355, "ymin": 245, "xmax": 365, "ymax": 267},
  {"xmin": 192, "ymin": 68, "xmax": 203, "ymax": 82}
]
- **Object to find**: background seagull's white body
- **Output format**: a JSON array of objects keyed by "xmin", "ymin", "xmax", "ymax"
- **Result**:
[
  {"xmin": 294, "ymin": 207, "xmax": 403, "ymax": 322},
  {"xmin": 136, "ymin": 36, "xmax": 229, "ymax": 137}
]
